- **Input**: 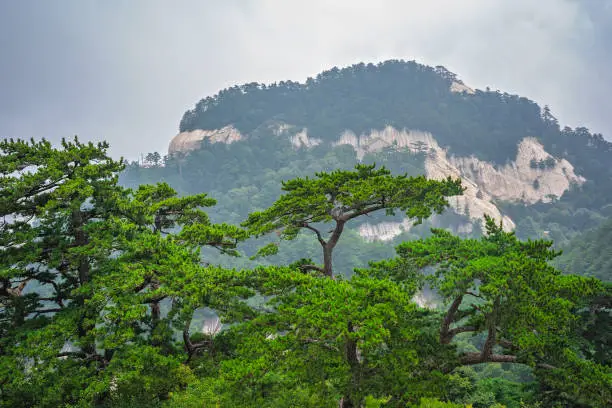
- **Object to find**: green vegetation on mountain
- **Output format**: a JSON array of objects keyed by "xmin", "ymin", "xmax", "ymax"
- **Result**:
[
  {"xmin": 242, "ymin": 164, "xmax": 463, "ymax": 277},
  {"xmin": 2, "ymin": 138, "xmax": 610, "ymax": 407},
  {"xmin": 179, "ymin": 60, "xmax": 612, "ymax": 186},
  {"xmin": 554, "ymin": 217, "xmax": 612, "ymax": 281},
  {"xmin": 179, "ymin": 61, "xmax": 543, "ymax": 164},
  {"xmin": 122, "ymin": 137, "xmax": 455, "ymax": 275},
  {"xmin": 3, "ymin": 60, "xmax": 612, "ymax": 407},
  {"xmin": 128, "ymin": 60, "xmax": 612, "ymax": 253}
]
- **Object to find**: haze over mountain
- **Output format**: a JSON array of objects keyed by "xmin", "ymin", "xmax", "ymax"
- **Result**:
[
  {"xmin": 1, "ymin": 1, "xmax": 612, "ymax": 159},
  {"xmin": 121, "ymin": 60, "xmax": 612, "ymax": 279},
  {"xmin": 2, "ymin": 3, "xmax": 612, "ymax": 407}
]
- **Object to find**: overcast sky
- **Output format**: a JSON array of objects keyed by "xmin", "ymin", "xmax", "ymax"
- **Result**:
[{"xmin": 1, "ymin": 0, "xmax": 611, "ymax": 160}]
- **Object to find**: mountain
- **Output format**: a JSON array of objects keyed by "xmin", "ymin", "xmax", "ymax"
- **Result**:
[
  {"xmin": 122, "ymin": 59, "xmax": 612, "ymax": 274},
  {"xmin": 555, "ymin": 215, "xmax": 612, "ymax": 281}
]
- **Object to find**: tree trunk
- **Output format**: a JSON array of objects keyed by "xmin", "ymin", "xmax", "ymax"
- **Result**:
[
  {"xmin": 323, "ymin": 246, "xmax": 334, "ymax": 277},
  {"xmin": 71, "ymin": 209, "xmax": 96, "ymax": 356},
  {"xmin": 72, "ymin": 210, "xmax": 90, "ymax": 285},
  {"xmin": 440, "ymin": 295, "xmax": 463, "ymax": 344},
  {"xmin": 151, "ymin": 302, "xmax": 161, "ymax": 327},
  {"xmin": 323, "ymin": 219, "xmax": 345, "ymax": 278},
  {"xmin": 340, "ymin": 396, "xmax": 355, "ymax": 408},
  {"xmin": 341, "ymin": 321, "xmax": 360, "ymax": 408},
  {"xmin": 149, "ymin": 280, "xmax": 162, "ymax": 346}
]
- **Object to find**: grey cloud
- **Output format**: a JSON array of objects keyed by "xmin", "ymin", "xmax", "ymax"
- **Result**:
[{"xmin": 0, "ymin": 0, "xmax": 610, "ymax": 160}]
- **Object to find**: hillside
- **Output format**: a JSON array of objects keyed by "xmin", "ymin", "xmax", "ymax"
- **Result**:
[
  {"xmin": 177, "ymin": 60, "xmax": 611, "ymax": 184},
  {"xmin": 555, "ymin": 215, "xmax": 612, "ymax": 281},
  {"xmin": 123, "ymin": 59, "xmax": 612, "ymax": 270},
  {"xmin": 4, "ymin": 61, "xmax": 611, "ymax": 408}
]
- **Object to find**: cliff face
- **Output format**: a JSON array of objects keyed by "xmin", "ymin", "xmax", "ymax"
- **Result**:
[
  {"xmin": 451, "ymin": 137, "xmax": 585, "ymax": 204},
  {"xmin": 168, "ymin": 126, "xmax": 243, "ymax": 154},
  {"xmin": 167, "ymin": 124, "xmax": 585, "ymax": 240}
]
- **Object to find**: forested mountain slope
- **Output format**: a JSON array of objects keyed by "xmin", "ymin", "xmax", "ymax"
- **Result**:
[
  {"xmin": 3, "ymin": 61, "xmax": 611, "ymax": 408},
  {"xmin": 123, "ymin": 59, "xmax": 612, "ymax": 271},
  {"xmin": 555, "ymin": 216, "xmax": 612, "ymax": 281}
]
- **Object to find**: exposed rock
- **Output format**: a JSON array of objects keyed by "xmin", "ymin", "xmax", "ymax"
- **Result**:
[
  {"xmin": 450, "ymin": 81, "xmax": 475, "ymax": 94},
  {"xmin": 451, "ymin": 137, "xmax": 585, "ymax": 204},
  {"xmin": 166, "ymin": 124, "xmax": 585, "ymax": 241},
  {"xmin": 334, "ymin": 127, "xmax": 435, "ymax": 160},
  {"xmin": 334, "ymin": 126, "xmax": 515, "ymax": 231},
  {"xmin": 358, "ymin": 219, "xmax": 413, "ymax": 242},
  {"xmin": 271, "ymin": 122, "xmax": 293, "ymax": 136},
  {"xmin": 335, "ymin": 127, "xmax": 585, "ymax": 238},
  {"xmin": 360, "ymin": 216, "xmax": 474, "ymax": 242},
  {"xmin": 290, "ymin": 129, "xmax": 322, "ymax": 149},
  {"xmin": 265, "ymin": 121, "xmax": 322, "ymax": 148},
  {"xmin": 168, "ymin": 126, "xmax": 242, "ymax": 154}
]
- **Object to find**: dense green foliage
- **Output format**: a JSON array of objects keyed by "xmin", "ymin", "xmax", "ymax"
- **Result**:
[
  {"xmin": 121, "ymin": 136, "xmax": 467, "ymax": 276},
  {"xmin": 0, "ymin": 138, "xmax": 250, "ymax": 406},
  {"xmin": 2, "ymin": 139, "xmax": 610, "ymax": 407},
  {"xmin": 554, "ymin": 217, "xmax": 612, "ymax": 281},
  {"xmin": 242, "ymin": 163, "xmax": 463, "ymax": 277},
  {"xmin": 179, "ymin": 60, "xmax": 612, "ymax": 180},
  {"xmin": 179, "ymin": 61, "xmax": 544, "ymax": 164},
  {"xmin": 128, "ymin": 60, "xmax": 612, "ymax": 267}
]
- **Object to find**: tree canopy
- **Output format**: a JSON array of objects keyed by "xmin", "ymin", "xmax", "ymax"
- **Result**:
[
  {"xmin": 1, "ymin": 138, "xmax": 610, "ymax": 408},
  {"xmin": 243, "ymin": 164, "xmax": 463, "ymax": 277}
]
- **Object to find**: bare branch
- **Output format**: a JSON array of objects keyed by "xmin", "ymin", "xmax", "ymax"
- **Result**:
[
  {"xmin": 441, "ymin": 295, "xmax": 464, "ymax": 344},
  {"xmin": 465, "ymin": 291, "xmax": 483, "ymax": 299},
  {"xmin": 298, "ymin": 264, "xmax": 325, "ymax": 274},
  {"xmin": 497, "ymin": 338, "xmax": 518, "ymax": 350},
  {"xmin": 133, "ymin": 276, "xmax": 152, "ymax": 293},
  {"xmin": 341, "ymin": 204, "xmax": 384, "ymax": 222},
  {"xmin": 446, "ymin": 325, "xmax": 477, "ymax": 338},
  {"xmin": 32, "ymin": 308, "xmax": 64, "ymax": 317},
  {"xmin": 301, "ymin": 222, "xmax": 326, "ymax": 246},
  {"xmin": 480, "ymin": 298, "xmax": 500, "ymax": 360},
  {"xmin": 460, "ymin": 352, "xmax": 517, "ymax": 365},
  {"xmin": 57, "ymin": 350, "xmax": 108, "ymax": 366}
]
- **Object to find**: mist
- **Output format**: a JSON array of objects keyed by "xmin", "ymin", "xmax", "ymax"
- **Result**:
[{"xmin": 1, "ymin": 0, "xmax": 610, "ymax": 160}]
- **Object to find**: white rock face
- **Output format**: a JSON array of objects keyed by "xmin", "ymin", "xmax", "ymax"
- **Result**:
[
  {"xmin": 334, "ymin": 126, "xmax": 515, "ymax": 231},
  {"xmin": 290, "ymin": 129, "xmax": 322, "ymax": 149},
  {"xmin": 267, "ymin": 122, "xmax": 323, "ymax": 148},
  {"xmin": 360, "ymin": 216, "xmax": 474, "ymax": 242},
  {"xmin": 168, "ymin": 126, "xmax": 243, "ymax": 154},
  {"xmin": 271, "ymin": 122, "xmax": 293, "ymax": 136},
  {"xmin": 334, "ymin": 127, "xmax": 585, "ymax": 238},
  {"xmin": 166, "ymin": 123, "xmax": 585, "ymax": 241},
  {"xmin": 451, "ymin": 137, "xmax": 585, "ymax": 204},
  {"xmin": 450, "ymin": 81, "xmax": 475, "ymax": 94},
  {"xmin": 358, "ymin": 219, "xmax": 414, "ymax": 242},
  {"xmin": 334, "ymin": 127, "xmax": 435, "ymax": 160}
]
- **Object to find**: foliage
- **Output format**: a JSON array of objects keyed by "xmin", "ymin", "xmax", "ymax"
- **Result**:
[
  {"xmin": 0, "ymin": 138, "xmax": 249, "ymax": 406},
  {"xmin": 381, "ymin": 215, "xmax": 610, "ymax": 407},
  {"xmin": 129, "ymin": 60, "xmax": 612, "ymax": 270},
  {"xmin": 2, "ymin": 138, "xmax": 610, "ymax": 407},
  {"xmin": 166, "ymin": 265, "xmax": 456, "ymax": 407},
  {"xmin": 179, "ymin": 60, "xmax": 547, "ymax": 165},
  {"xmin": 242, "ymin": 163, "xmax": 463, "ymax": 276},
  {"xmin": 554, "ymin": 217, "xmax": 612, "ymax": 281}
]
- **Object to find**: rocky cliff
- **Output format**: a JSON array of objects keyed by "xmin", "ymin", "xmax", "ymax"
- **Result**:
[{"xmin": 167, "ymin": 123, "xmax": 585, "ymax": 241}]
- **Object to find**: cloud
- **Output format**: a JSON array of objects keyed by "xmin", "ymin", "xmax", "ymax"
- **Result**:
[{"xmin": 0, "ymin": 0, "xmax": 610, "ymax": 160}]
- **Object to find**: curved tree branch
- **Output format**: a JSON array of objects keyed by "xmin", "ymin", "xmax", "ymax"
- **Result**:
[
  {"xmin": 441, "ymin": 295, "xmax": 464, "ymax": 344},
  {"xmin": 301, "ymin": 222, "xmax": 326, "ymax": 246},
  {"xmin": 298, "ymin": 264, "xmax": 325, "ymax": 274}
]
